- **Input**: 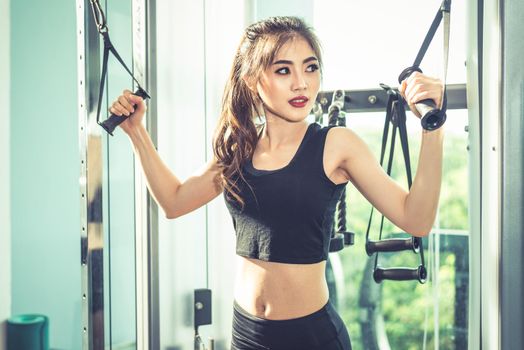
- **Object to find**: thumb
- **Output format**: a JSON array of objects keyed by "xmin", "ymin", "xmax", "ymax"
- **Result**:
[
  {"xmin": 130, "ymin": 94, "xmax": 146, "ymax": 110},
  {"xmin": 130, "ymin": 94, "xmax": 144, "ymax": 103}
]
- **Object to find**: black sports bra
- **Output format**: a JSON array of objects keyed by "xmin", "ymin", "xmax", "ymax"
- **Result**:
[{"xmin": 224, "ymin": 122, "xmax": 347, "ymax": 264}]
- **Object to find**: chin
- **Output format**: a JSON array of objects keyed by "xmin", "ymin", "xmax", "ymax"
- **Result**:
[{"xmin": 264, "ymin": 104, "xmax": 312, "ymax": 123}]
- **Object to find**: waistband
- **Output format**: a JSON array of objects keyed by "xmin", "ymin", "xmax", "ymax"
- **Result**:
[
  {"xmin": 232, "ymin": 299, "xmax": 344, "ymax": 349},
  {"xmin": 233, "ymin": 299, "xmax": 331, "ymax": 324}
]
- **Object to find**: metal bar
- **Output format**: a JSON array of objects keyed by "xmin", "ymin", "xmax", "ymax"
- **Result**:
[
  {"xmin": 316, "ymin": 83, "xmax": 467, "ymax": 114},
  {"xmin": 481, "ymin": 0, "xmax": 502, "ymax": 348},
  {"xmin": 466, "ymin": 0, "xmax": 482, "ymax": 349},
  {"xmin": 78, "ymin": 0, "xmax": 105, "ymax": 349},
  {"xmin": 133, "ymin": 0, "xmax": 149, "ymax": 349},
  {"xmin": 501, "ymin": 0, "xmax": 524, "ymax": 348},
  {"xmin": 133, "ymin": 0, "xmax": 160, "ymax": 349},
  {"xmin": 145, "ymin": 0, "xmax": 160, "ymax": 348}
]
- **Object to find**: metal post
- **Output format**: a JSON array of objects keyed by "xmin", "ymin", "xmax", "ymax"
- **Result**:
[
  {"xmin": 77, "ymin": 0, "xmax": 105, "ymax": 349},
  {"xmin": 481, "ymin": 0, "xmax": 503, "ymax": 348},
  {"xmin": 133, "ymin": 0, "xmax": 159, "ymax": 349}
]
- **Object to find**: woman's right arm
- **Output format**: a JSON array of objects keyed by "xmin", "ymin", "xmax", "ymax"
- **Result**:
[{"xmin": 111, "ymin": 90, "xmax": 223, "ymax": 219}]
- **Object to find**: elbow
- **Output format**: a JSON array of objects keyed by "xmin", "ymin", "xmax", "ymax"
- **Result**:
[
  {"xmin": 164, "ymin": 207, "xmax": 180, "ymax": 220},
  {"xmin": 408, "ymin": 228, "xmax": 431, "ymax": 237},
  {"xmin": 404, "ymin": 222, "xmax": 433, "ymax": 237},
  {"xmin": 165, "ymin": 212, "xmax": 177, "ymax": 220}
]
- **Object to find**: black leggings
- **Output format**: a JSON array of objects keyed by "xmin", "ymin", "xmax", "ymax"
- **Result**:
[{"xmin": 231, "ymin": 300, "xmax": 352, "ymax": 350}]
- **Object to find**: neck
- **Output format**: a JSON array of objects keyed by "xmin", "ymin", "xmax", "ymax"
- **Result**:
[{"xmin": 260, "ymin": 117, "xmax": 309, "ymax": 151}]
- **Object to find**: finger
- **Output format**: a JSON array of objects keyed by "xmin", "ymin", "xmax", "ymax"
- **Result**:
[
  {"xmin": 122, "ymin": 89, "xmax": 133, "ymax": 98},
  {"xmin": 109, "ymin": 106, "xmax": 122, "ymax": 116},
  {"xmin": 128, "ymin": 94, "xmax": 144, "ymax": 104},
  {"xmin": 406, "ymin": 71, "xmax": 422, "ymax": 85},
  {"xmin": 123, "ymin": 90, "xmax": 144, "ymax": 104},
  {"xmin": 110, "ymin": 105, "xmax": 128, "ymax": 116},
  {"xmin": 405, "ymin": 83, "xmax": 423, "ymax": 103},
  {"xmin": 409, "ymin": 91, "xmax": 432, "ymax": 105},
  {"xmin": 398, "ymin": 80, "xmax": 407, "ymax": 97},
  {"xmin": 118, "ymin": 95, "xmax": 135, "ymax": 112},
  {"xmin": 110, "ymin": 102, "xmax": 130, "ymax": 116}
]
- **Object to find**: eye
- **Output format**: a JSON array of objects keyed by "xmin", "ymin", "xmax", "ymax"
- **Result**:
[
  {"xmin": 275, "ymin": 67, "xmax": 290, "ymax": 75},
  {"xmin": 306, "ymin": 64, "xmax": 320, "ymax": 73}
]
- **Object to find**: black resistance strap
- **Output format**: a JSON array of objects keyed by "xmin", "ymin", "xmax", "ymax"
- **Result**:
[
  {"xmin": 398, "ymin": 0, "xmax": 451, "ymax": 131},
  {"xmin": 364, "ymin": 0, "xmax": 452, "ymax": 284},
  {"xmin": 89, "ymin": 0, "xmax": 151, "ymax": 136},
  {"xmin": 365, "ymin": 86, "xmax": 427, "ymax": 284}
]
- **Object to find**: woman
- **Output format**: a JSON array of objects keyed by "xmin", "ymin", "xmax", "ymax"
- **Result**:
[{"xmin": 110, "ymin": 16, "xmax": 444, "ymax": 350}]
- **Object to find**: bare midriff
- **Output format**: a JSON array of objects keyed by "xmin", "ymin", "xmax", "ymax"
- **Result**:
[{"xmin": 233, "ymin": 255, "xmax": 329, "ymax": 320}]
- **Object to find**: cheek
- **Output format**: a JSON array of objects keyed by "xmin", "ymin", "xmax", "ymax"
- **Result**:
[
  {"xmin": 309, "ymin": 74, "xmax": 321, "ymax": 92},
  {"xmin": 256, "ymin": 82, "xmax": 271, "ymax": 103},
  {"xmin": 257, "ymin": 79, "xmax": 282, "ymax": 104}
]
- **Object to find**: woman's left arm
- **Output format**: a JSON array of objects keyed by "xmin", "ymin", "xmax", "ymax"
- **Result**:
[{"xmin": 330, "ymin": 72, "xmax": 444, "ymax": 237}]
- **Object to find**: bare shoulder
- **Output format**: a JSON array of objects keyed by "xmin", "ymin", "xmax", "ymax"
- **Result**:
[
  {"xmin": 324, "ymin": 126, "xmax": 367, "ymax": 162},
  {"xmin": 323, "ymin": 126, "xmax": 367, "ymax": 184},
  {"xmin": 324, "ymin": 126, "xmax": 356, "ymax": 184}
]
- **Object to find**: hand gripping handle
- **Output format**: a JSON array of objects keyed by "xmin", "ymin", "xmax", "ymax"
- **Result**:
[
  {"xmin": 99, "ymin": 87, "xmax": 150, "ymax": 136},
  {"xmin": 398, "ymin": 66, "xmax": 446, "ymax": 131}
]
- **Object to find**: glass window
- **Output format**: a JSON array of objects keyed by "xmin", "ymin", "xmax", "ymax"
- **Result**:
[
  {"xmin": 312, "ymin": 1, "xmax": 469, "ymax": 349},
  {"xmin": 329, "ymin": 110, "xmax": 469, "ymax": 349}
]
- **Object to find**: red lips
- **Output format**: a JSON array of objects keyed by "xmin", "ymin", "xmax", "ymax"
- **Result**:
[{"xmin": 288, "ymin": 96, "xmax": 309, "ymax": 108}]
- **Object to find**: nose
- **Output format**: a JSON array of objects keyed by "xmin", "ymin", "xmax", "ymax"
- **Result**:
[{"xmin": 291, "ymin": 72, "xmax": 307, "ymax": 91}]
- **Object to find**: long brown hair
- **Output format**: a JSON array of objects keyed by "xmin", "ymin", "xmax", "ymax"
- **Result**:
[{"xmin": 213, "ymin": 16, "xmax": 323, "ymax": 206}]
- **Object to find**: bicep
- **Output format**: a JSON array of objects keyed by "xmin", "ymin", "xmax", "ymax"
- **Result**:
[
  {"xmin": 170, "ymin": 158, "xmax": 223, "ymax": 218},
  {"xmin": 335, "ymin": 128, "xmax": 409, "ymax": 230}
]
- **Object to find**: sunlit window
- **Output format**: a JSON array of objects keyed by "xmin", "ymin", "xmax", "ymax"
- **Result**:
[{"xmin": 313, "ymin": 1, "xmax": 469, "ymax": 349}]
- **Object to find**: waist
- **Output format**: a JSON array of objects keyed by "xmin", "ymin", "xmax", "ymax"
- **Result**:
[{"xmin": 233, "ymin": 255, "xmax": 329, "ymax": 320}]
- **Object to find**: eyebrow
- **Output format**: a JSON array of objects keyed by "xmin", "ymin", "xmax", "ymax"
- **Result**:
[{"xmin": 272, "ymin": 56, "xmax": 318, "ymax": 65}]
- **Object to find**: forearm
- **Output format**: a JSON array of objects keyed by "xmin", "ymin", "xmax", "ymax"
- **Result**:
[
  {"xmin": 404, "ymin": 127, "xmax": 444, "ymax": 236},
  {"xmin": 127, "ymin": 124, "xmax": 181, "ymax": 216}
]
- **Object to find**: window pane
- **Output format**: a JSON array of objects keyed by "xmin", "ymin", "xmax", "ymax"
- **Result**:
[
  {"xmin": 313, "ymin": 0, "xmax": 467, "ymax": 90},
  {"xmin": 331, "ymin": 109, "xmax": 469, "ymax": 349}
]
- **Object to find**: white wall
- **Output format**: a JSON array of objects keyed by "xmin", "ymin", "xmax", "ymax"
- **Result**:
[{"xmin": 0, "ymin": 0, "xmax": 10, "ymax": 348}]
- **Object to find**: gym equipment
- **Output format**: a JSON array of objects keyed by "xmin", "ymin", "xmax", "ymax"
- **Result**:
[
  {"xmin": 365, "ymin": 83, "xmax": 427, "ymax": 284},
  {"xmin": 325, "ymin": 90, "xmax": 355, "ymax": 253},
  {"xmin": 88, "ymin": 0, "xmax": 151, "ymax": 136},
  {"xmin": 399, "ymin": 0, "xmax": 451, "ymax": 131}
]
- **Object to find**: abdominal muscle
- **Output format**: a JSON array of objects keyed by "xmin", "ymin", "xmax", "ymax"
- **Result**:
[{"xmin": 233, "ymin": 255, "xmax": 330, "ymax": 320}]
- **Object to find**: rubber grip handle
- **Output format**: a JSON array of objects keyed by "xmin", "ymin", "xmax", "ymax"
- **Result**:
[
  {"xmin": 373, "ymin": 265, "xmax": 427, "ymax": 284},
  {"xmin": 398, "ymin": 66, "xmax": 446, "ymax": 131},
  {"xmin": 365, "ymin": 237, "xmax": 419, "ymax": 256},
  {"xmin": 99, "ymin": 87, "xmax": 150, "ymax": 136}
]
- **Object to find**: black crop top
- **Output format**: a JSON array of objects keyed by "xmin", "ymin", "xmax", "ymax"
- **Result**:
[{"xmin": 224, "ymin": 122, "xmax": 347, "ymax": 264}]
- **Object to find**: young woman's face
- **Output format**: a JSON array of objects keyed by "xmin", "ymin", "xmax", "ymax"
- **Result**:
[{"xmin": 256, "ymin": 36, "xmax": 321, "ymax": 123}]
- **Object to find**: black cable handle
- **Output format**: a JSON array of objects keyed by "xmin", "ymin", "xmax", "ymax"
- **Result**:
[{"xmin": 88, "ymin": 0, "xmax": 151, "ymax": 136}]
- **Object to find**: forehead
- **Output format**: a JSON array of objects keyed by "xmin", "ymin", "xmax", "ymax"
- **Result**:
[{"xmin": 273, "ymin": 36, "xmax": 316, "ymax": 61}]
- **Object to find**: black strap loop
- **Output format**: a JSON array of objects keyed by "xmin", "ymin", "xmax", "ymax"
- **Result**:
[
  {"xmin": 399, "ymin": 0, "xmax": 451, "ymax": 131},
  {"xmin": 89, "ymin": 2, "xmax": 151, "ymax": 136}
]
